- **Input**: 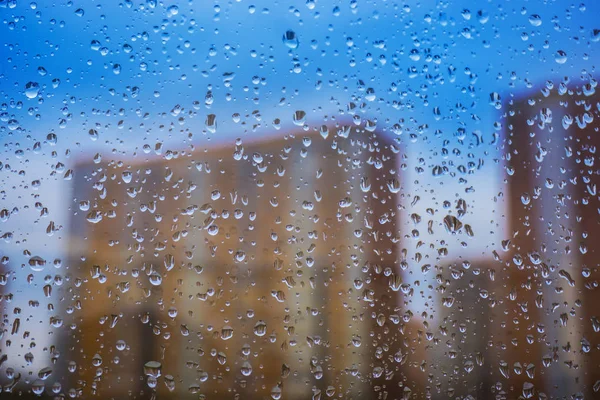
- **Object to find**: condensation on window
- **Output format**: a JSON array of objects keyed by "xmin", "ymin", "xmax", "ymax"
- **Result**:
[{"xmin": 0, "ymin": 1, "xmax": 599, "ymax": 399}]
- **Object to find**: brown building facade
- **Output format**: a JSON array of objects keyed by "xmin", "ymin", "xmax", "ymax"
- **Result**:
[
  {"xmin": 62, "ymin": 124, "xmax": 415, "ymax": 399},
  {"xmin": 504, "ymin": 86, "xmax": 600, "ymax": 398}
]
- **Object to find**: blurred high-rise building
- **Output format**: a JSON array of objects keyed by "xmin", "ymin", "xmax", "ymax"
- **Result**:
[
  {"xmin": 430, "ymin": 259, "xmax": 496, "ymax": 399},
  {"xmin": 62, "ymin": 125, "xmax": 420, "ymax": 399},
  {"xmin": 503, "ymin": 85, "xmax": 600, "ymax": 399}
]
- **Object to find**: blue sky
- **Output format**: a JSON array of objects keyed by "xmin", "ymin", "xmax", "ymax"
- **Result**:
[
  {"xmin": 1, "ymin": 0, "xmax": 598, "ymax": 278},
  {"xmin": 1, "ymin": 0, "xmax": 596, "ymax": 254}
]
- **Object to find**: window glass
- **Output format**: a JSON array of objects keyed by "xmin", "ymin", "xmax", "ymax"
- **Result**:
[{"xmin": 1, "ymin": 1, "xmax": 599, "ymax": 399}]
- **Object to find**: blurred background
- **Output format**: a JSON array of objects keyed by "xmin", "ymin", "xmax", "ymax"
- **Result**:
[{"xmin": 0, "ymin": 0, "xmax": 599, "ymax": 399}]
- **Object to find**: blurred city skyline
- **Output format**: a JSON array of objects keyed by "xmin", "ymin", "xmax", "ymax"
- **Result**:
[{"xmin": 1, "ymin": 0, "xmax": 600, "ymax": 398}]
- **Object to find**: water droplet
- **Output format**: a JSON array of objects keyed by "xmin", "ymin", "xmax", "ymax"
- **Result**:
[
  {"xmin": 254, "ymin": 320, "xmax": 267, "ymax": 336},
  {"xmin": 32, "ymin": 379, "xmax": 45, "ymax": 395},
  {"xmin": 555, "ymin": 50, "xmax": 568, "ymax": 64},
  {"xmin": 86, "ymin": 210, "xmax": 103, "ymax": 224},
  {"xmin": 283, "ymin": 30, "xmax": 299, "ymax": 49},
  {"xmin": 144, "ymin": 361, "xmax": 162, "ymax": 378},
  {"xmin": 241, "ymin": 361, "xmax": 252, "ymax": 376},
  {"xmin": 166, "ymin": 4, "xmax": 179, "ymax": 16},
  {"xmin": 528, "ymin": 14, "xmax": 542, "ymax": 26},
  {"xmin": 443, "ymin": 215, "xmax": 462, "ymax": 234},
  {"xmin": 271, "ymin": 384, "xmax": 283, "ymax": 400},
  {"xmin": 28, "ymin": 256, "xmax": 46, "ymax": 272},
  {"xmin": 24, "ymin": 82, "xmax": 40, "ymax": 99},
  {"xmin": 221, "ymin": 325, "xmax": 234, "ymax": 340},
  {"xmin": 386, "ymin": 178, "xmax": 401, "ymax": 193},
  {"xmin": 205, "ymin": 114, "xmax": 217, "ymax": 133}
]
